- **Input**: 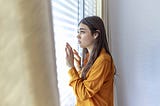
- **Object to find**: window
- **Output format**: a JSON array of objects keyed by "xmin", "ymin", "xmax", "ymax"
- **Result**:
[
  {"xmin": 84, "ymin": 0, "xmax": 96, "ymax": 17},
  {"xmin": 51, "ymin": 0, "xmax": 96, "ymax": 106}
]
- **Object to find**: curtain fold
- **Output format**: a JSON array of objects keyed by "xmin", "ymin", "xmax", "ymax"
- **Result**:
[{"xmin": 0, "ymin": 0, "xmax": 59, "ymax": 106}]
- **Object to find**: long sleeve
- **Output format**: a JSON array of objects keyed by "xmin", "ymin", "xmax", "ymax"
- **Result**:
[
  {"xmin": 68, "ymin": 49, "xmax": 114, "ymax": 106},
  {"xmin": 68, "ymin": 57, "xmax": 112, "ymax": 101}
]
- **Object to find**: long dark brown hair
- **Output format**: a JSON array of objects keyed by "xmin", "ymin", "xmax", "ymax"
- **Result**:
[{"xmin": 79, "ymin": 16, "xmax": 112, "ymax": 80}]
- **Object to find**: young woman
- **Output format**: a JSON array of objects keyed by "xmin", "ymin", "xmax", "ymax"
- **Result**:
[{"xmin": 65, "ymin": 16, "xmax": 115, "ymax": 106}]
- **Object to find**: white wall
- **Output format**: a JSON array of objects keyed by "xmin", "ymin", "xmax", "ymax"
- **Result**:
[{"xmin": 108, "ymin": 0, "xmax": 160, "ymax": 106}]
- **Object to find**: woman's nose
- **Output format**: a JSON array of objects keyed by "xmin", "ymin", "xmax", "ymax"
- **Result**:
[{"xmin": 76, "ymin": 34, "xmax": 80, "ymax": 39}]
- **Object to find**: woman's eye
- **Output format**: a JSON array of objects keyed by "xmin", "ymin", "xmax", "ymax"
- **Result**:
[
  {"xmin": 80, "ymin": 31, "xmax": 85, "ymax": 33},
  {"xmin": 77, "ymin": 30, "xmax": 85, "ymax": 34}
]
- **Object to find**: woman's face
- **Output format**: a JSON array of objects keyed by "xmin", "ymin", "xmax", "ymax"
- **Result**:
[{"xmin": 77, "ymin": 23, "xmax": 96, "ymax": 49}]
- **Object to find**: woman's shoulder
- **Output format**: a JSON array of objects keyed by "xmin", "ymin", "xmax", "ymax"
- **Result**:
[
  {"xmin": 96, "ymin": 48, "xmax": 112, "ymax": 63},
  {"xmin": 90, "ymin": 48, "xmax": 113, "ymax": 71}
]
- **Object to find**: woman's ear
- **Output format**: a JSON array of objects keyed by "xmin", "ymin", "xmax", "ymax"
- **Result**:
[
  {"xmin": 93, "ymin": 33, "xmax": 99, "ymax": 39},
  {"xmin": 93, "ymin": 30, "xmax": 100, "ymax": 39}
]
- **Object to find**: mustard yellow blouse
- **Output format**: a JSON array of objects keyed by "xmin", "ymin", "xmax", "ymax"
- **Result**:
[{"xmin": 68, "ymin": 48, "xmax": 115, "ymax": 106}]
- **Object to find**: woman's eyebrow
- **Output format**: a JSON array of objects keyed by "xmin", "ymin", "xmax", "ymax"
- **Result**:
[{"xmin": 78, "ymin": 28, "xmax": 87, "ymax": 30}]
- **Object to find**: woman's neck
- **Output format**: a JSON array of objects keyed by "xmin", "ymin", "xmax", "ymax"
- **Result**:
[{"xmin": 87, "ymin": 46, "xmax": 93, "ymax": 57}]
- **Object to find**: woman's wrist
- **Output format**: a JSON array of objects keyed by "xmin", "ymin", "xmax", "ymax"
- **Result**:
[{"xmin": 68, "ymin": 65, "xmax": 75, "ymax": 69}]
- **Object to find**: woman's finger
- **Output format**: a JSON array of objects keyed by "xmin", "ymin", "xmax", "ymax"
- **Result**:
[
  {"xmin": 74, "ymin": 57, "xmax": 80, "ymax": 64},
  {"xmin": 65, "ymin": 47, "xmax": 68, "ymax": 57},
  {"xmin": 73, "ymin": 49, "xmax": 81, "ymax": 60},
  {"xmin": 66, "ymin": 43, "xmax": 72, "ymax": 51},
  {"xmin": 73, "ymin": 49, "xmax": 78, "ymax": 54},
  {"xmin": 65, "ymin": 43, "xmax": 71, "ymax": 55},
  {"xmin": 65, "ymin": 43, "xmax": 74, "ymax": 68}
]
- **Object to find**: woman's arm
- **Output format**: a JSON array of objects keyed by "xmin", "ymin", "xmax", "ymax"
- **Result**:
[{"xmin": 68, "ymin": 59, "xmax": 112, "ymax": 101}]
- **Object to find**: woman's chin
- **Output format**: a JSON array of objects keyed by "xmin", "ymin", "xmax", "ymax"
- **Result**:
[
  {"xmin": 79, "ymin": 44, "xmax": 82, "ymax": 47},
  {"xmin": 79, "ymin": 45, "xmax": 85, "ymax": 48}
]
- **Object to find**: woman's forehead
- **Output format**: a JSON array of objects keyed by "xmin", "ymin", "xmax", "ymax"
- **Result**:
[{"xmin": 78, "ymin": 23, "xmax": 90, "ymax": 30}]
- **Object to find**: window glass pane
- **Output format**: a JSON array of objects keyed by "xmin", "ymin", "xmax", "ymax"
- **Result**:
[
  {"xmin": 51, "ymin": 0, "xmax": 97, "ymax": 106},
  {"xmin": 84, "ymin": 0, "xmax": 96, "ymax": 17},
  {"xmin": 52, "ymin": 0, "xmax": 78, "ymax": 106}
]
